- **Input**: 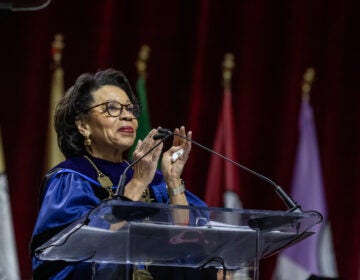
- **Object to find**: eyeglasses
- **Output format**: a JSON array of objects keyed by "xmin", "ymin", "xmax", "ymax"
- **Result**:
[{"xmin": 85, "ymin": 101, "xmax": 140, "ymax": 118}]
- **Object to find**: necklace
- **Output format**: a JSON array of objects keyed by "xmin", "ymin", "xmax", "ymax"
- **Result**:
[
  {"xmin": 85, "ymin": 156, "xmax": 153, "ymax": 279},
  {"xmin": 84, "ymin": 155, "xmax": 154, "ymax": 202},
  {"xmin": 84, "ymin": 155, "xmax": 114, "ymax": 199},
  {"xmin": 140, "ymin": 187, "xmax": 153, "ymax": 203}
]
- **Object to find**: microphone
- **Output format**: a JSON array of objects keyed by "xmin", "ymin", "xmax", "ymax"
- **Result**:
[
  {"xmin": 114, "ymin": 132, "xmax": 172, "ymax": 197},
  {"xmin": 153, "ymin": 132, "xmax": 169, "ymax": 140},
  {"xmin": 154, "ymin": 128, "xmax": 301, "ymax": 212}
]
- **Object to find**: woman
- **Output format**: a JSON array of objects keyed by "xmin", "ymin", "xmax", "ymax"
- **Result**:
[{"xmin": 30, "ymin": 69, "xmax": 216, "ymax": 279}]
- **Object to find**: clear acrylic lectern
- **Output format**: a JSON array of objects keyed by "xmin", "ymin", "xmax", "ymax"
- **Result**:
[{"xmin": 34, "ymin": 199, "xmax": 322, "ymax": 279}]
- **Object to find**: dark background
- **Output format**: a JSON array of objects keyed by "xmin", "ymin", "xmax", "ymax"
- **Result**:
[{"xmin": 0, "ymin": 0, "xmax": 359, "ymax": 279}]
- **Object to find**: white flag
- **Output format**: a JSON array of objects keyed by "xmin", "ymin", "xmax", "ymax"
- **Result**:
[{"xmin": 0, "ymin": 128, "xmax": 20, "ymax": 280}]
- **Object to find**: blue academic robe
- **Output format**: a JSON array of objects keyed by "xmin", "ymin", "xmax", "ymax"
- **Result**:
[{"xmin": 30, "ymin": 155, "xmax": 215, "ymax": 279}]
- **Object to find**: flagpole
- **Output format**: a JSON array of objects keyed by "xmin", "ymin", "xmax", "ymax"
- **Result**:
[
  {"xmin": 44, "ymin": 34, "xmax": 65, "ymax": 171},
  {"xmin": 301, "ymin": 67, "xmax": 315, "ymax": 101},
  {"xmin": 222, "ymin": 52, "xmax": 235, "ymax": 90},
  {"xmin": 221, "ymin": 53, "xmax": 242, "ymax": 202},
  {"xmin": 218, "ymin": 53, "xmax": 251, "ymax": 280},
  {"xmin": 128, "ymin": 45, "xmax": 152, "ymax": 158},
  {"xmin": 136, "ymin": 44, "xmax": 150, "ymax": 78},
  {"xmin": 134, "ymin": 44, "xmax": 151, "ymax": 136}
]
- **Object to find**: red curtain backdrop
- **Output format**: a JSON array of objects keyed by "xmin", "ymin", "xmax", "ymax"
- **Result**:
[{"xmin": 0, "ymin": 0, "xmax": 359, "ymax": 279}]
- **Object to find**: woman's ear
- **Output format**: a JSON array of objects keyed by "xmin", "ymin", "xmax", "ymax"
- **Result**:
[{"xmin": 75, "ymin": 118, "xmax": 91, "ymax": 137}]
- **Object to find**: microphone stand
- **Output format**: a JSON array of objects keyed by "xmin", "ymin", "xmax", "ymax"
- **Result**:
[{"xmin": 156, "ymin": 128, "xmax": 301, "ymax": 212}]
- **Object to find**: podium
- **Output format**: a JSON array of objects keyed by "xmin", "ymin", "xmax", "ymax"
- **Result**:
[{"xmin": 34, "ymin": 199, "xmax": 322, "ymax": 279}]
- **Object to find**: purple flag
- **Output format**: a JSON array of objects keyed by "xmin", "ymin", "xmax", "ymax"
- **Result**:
[{"xmin": 273, "ymin": 98, "xmax": 338, "ymax": 279}]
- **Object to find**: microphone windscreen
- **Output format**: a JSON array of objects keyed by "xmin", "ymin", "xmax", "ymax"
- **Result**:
[
  {"xmin": 157, "ymin": 128, "xmax": 171, "ymax": 134},
  {"xmin": 153, "ymin": 133, "xmax": 168, "ymax": 140}
]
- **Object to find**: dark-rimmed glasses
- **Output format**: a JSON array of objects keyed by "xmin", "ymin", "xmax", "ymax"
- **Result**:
[{"xmin": 85, "ymin": 101, "xmax": 140, "ymax": 118}]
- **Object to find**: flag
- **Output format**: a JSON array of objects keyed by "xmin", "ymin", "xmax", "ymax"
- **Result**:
[
  {"xmin": 204, "ymin": 87, "xmax": 242, "ymax": 210},
  {"xmin": 273, "ymin": 97, "xmax": 338, "ymax": 279},
  {"xmin": 204, "ymin": 86, "xmax": 246, "ymax": 279},
  {"xmin": 134, "ymin": 74, "xmax": 151, "ymax": 141},
  {"xmin": 0, "ymin": 126, "xmax": 20, "ymax": 280},
  {"xmin": 128, "ymin": 71, "xmax": 152, "ymax": 158},
  {"xmin": 205, "ymin": 54, "xmax": 248, "ymax": 279},
  {"xmin": 129, "ymin": 45, "xmax": 152, "ymax": 157},
  {"xmin": 44, "ymin": 34, "xmax": 65, "ymax": 171}
]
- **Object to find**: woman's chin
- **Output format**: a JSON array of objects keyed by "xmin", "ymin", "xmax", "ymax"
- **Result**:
[{"xmin": 116, "ymin": 140, "xmax": 135, "ymax": 151}]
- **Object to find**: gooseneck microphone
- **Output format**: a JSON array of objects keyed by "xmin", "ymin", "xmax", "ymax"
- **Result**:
[
  {"xmin": 155, "ymin": 128, "xmax": 301, "ymax": 212},
  {"xmin": 114, "ymin": 132, "xmax": 172, "ymax": 197}
]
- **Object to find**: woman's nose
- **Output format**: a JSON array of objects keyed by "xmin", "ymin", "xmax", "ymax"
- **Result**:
[{"xmin": 119, "ymin": 109, "xmax": 135, "ymax": 120}]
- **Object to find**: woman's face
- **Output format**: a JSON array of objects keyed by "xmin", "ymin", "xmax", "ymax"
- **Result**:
[{"xmin": 77, "ymin": 85, "xmax": 138, "ymax": 161}]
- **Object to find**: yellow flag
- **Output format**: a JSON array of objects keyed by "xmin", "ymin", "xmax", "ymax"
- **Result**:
[{"xmin": 44, "ymin": 34, "xmax": 65, "ymax": 171}]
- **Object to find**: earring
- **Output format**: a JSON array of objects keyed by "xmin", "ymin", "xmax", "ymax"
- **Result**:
[{"xmin": 84, "ymin": 135, "xmax": 91, "ymax": 146}]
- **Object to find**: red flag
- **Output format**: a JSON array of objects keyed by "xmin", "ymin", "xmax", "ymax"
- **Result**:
[{"xmin": 205, "ymin": 88, "xmax": 241, "ymax": 208}]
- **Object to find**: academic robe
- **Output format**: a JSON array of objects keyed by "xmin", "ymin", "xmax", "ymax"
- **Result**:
[{"xmin": 30, "ymin": 155, "xmax": 216, "ymax": 279}]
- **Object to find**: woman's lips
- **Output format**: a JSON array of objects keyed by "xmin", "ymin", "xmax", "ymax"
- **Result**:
[{"xmin": 118, "ymin": 126, "xmax": 134, "ymax": 133}]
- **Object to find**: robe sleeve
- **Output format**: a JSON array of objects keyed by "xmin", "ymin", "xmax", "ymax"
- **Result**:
[
  {"xmin": 31, "ymin": 170, "xmax": 105, "ymax": 279},
  {"xmin": 32, "ymin": 170, "xmax": 101, "ymax": 237}
]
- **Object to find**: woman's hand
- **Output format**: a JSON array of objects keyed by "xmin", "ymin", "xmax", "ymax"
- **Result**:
[
  {"xmin": 162, "ymin": 126, "xmax": 191, "ymax": 220},
  {"xmin": 161, "ymin": 126, "xmax": 191, "ymax": 185},
  {"xmin": 123, "ymin": 129, "xmax": 163, "ymax": 200}
]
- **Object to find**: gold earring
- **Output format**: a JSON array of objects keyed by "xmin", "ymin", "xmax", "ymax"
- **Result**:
[{"xmin": 84, "ymin": 135, "xmax": 91, "ymax": 146}]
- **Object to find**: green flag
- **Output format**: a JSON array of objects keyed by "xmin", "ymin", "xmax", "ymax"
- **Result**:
[
  {"xmin": 136, "ymin": 75, "xmax": 151, "ymax": 140},
  {"xmin": 128, "ymin": 75, "xmax": 151, "ymax": 157}
]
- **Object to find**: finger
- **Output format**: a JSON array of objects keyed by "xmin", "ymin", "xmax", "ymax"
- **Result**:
[
  {"xmin": 175, "ymin": 130, "xmax": 191, "ymax": 162},
  {"xmin": 142, "ymin": 128, "xmax": 156, "ymax": 141},
  {"xmin": 179, "ymin": 126, "xmax": 186, "ymax": 136},
  {"xmin": 177, "ymin": 126, "xmax": 187, "ymax": 146},
  {"xmin": 139, "ymin": 129, "xmax": 157, "ymax": 151},
  {"xmin": 133, "ymin": 139, "xmax": 142, "ymax": 154},
  {"xmin": 185, "ymin": 130, "xmax": 192, "ymax": 149},
  {"xmin": 183, "ymin": 130, "xmax": 192, "ymax": 158},
  {"xmin": 179, "ymin": 126, "xmax": 187, "ymax": 143},
  {"xmin": 152, "ymin": 142, "xmax": 163, "ymax": 161},
  {"xmin": 173, "ymin": 127, "xmax": 181, "ymax": 146},
  {"xmin": 131, "ymin": 140, "xmax": 139, "ymax": 160}
]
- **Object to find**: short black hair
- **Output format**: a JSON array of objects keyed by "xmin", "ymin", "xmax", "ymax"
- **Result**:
[{"xmin": 54, "ymin": 68, "xmax": 138, "ymax": 158}]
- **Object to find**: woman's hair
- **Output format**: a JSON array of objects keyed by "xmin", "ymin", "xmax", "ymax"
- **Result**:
[{"xmin": 55, "ymin": 68, "xmax": 138, "ymax": 158}]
